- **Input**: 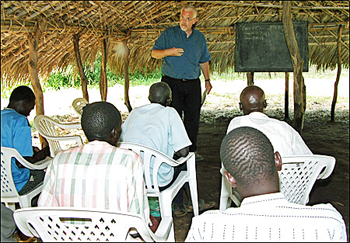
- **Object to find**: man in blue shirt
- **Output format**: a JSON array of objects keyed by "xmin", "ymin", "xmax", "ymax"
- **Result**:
[
  {"xmin": 151, "ymin": 4, "xmax": 212, "ymax": 162},
  {"xmin": 1, "ymin": 86, "xmax": 50, "ymax": 199}
]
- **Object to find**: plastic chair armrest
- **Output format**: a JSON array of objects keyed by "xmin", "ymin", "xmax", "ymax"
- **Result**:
[{"xmin": 16, "ymin": 156, "xmax": 52, "ymax": 170}]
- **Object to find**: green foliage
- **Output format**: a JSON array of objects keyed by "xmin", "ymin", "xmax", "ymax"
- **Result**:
[{"xmin": 45, "ymin": 70, "xmax": 78, "ymax": 90}]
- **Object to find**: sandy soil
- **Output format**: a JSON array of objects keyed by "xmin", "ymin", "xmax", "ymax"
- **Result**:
[{"xmin": 2, "ymin": 74, "xmax": 348, "ymax": 241}]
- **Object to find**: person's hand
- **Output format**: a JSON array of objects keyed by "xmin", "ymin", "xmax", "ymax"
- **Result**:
[
  {"xmin": 33, "ymin": 146, "xmax": 40, "ymax": 153},
  {"xmin": 205, "ymin": 80, "xmax": 212, "ymax": 94},
  {"xmin": 169, "ymin": 47, "xmax": 184, "ymax": 56}
]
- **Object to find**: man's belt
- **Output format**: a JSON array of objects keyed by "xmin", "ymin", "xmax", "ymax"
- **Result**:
[{"xmin": 163, "ymin": 75, "xmax": 199, "ymax": 82}]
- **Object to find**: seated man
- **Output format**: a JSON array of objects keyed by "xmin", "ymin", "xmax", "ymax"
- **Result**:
[
  {"xmin": 120, "ymin": 82, "xmax": 215, "ymax": 217},
  {"xmin": 1, "ymin": 86, "xmax": 50, "ymax": 199},
  {"xmin": 38, "ymin": 101, "xmax": 157, "ymax": 232},
  {"xmin": 227, "ymin": 85, "xmax": 312, "ymax": 156},
  {"xmin": 185, "ymin": 127, "xmax": 347, "ymax": 242}
]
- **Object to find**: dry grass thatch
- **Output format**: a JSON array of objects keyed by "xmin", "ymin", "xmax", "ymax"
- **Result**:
[{"xmin": 1, "ymin": 1, "xmax": 349, "ymax": 85}]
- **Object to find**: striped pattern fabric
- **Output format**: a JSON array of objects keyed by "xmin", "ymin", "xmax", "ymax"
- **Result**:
[
  {"xmin": 185, "ymin": 193, "xmax": 347, "ymax": 242},
  {"xmin": 38, "ymin": 141, "xmax": 150, "ymax": 225}
]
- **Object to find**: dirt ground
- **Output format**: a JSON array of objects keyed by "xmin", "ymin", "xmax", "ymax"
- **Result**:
[{"xmin": 173, "ymin": 111, "xmax": 349, "ymax": 242}]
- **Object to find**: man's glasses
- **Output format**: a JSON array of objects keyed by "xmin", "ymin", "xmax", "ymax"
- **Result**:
[{"xmin": 180, "ymin": 16, "xmax": 194, "ymax": 22}]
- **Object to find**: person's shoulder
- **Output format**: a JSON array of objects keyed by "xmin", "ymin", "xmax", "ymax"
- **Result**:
[
  {"xmin": 193, "ymin": 28, "xmax": 206, "ymax": 38},
  {"xmin": 163, "ymin": 25, "xmax": 179, "ymax": 34}
]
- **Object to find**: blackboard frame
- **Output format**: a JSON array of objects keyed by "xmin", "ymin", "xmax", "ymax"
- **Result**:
[{"xmin": 235, "ymin": 21, "xmax": 309, "ymax": 72}]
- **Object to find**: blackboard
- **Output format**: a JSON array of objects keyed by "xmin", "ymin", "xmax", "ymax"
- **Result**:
[{"xmin": 235, "ymin": 22, "xmax": 309, "ymax": 72}]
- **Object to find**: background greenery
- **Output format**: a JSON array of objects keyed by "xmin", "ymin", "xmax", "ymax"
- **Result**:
[{"xmin": 1, "ymin": 55, "xmax": 349, "ymax": 98}]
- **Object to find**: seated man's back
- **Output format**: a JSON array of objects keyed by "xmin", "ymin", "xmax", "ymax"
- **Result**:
[
  {"xmin": 227, "ymin": 85, "xmax": 312, "ymax": 156},
  {"xmin": 120, "ymin": 82, "xmax": 191, "ymax": 187},
  {"xmin": 38, "ymin": 102, "xmax": 150, "ymax": 225},
  {"xmin": 185, "ymin": 127, "xmax": 346, "ymax": 242}
]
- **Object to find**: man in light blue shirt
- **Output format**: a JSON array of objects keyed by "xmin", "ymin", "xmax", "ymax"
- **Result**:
[
  {"xmin": 121, "ymin": 82, "xmax": 191, "ymax": 187},
  {"xmin": 152, "ymin": 4, "xmax": 212, "ymax": 162}
]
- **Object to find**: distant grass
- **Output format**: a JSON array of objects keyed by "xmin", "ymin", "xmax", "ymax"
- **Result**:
[{"xmin": 1, "ymin": 65, "xmax": 348, "ymax": 99}]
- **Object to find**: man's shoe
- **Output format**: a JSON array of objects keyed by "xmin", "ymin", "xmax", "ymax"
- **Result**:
[{"xmin": 195, "ymin": 152, "xmax": 204, "ymax": 162}]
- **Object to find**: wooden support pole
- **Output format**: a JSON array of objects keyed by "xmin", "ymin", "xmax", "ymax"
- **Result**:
[
  {"xmin": 331, "ymin": 25, "xmax": 343, "ymax": 122},
  {"xmin": 284, "ymin": 72, "xmax": 289, "ymax": 121},
  {"xmin": 27, "ymin": 20, "xmax": 48, "ymax": 148},
  {"xmin": 282, "ymin": 1, "xmax": 306, "ymax": 134},
  {"xmin": 99, "ymin": 37, "xmax": 108, "ymax": 101},
  {"xmin": 73, "ymin": 34, "xmax": 89, "ymax": 102},
  {"xmin": 123, "ymin": 39, "xmax": 132, "ymax": 112},
  {"xmin": 246, "ymin": 72, "xmax": 254, "ymax": 86}
]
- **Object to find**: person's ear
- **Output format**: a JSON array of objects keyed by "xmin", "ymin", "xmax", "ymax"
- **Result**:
[
  {"xmin": 166, "ymin": 97, "xmax": 172, "ymax": 106},
  {"xmin": 224, "ymin": 171, "xmax": 237, "ymax": 188},
  {"xmin": 275, "ymin": 151, "xmax": 282, "ymax": 171},
  {"xmin": 109, "ymin": 126, "xmax": 122, "ymax": 145},
  {"xmin": 263, "ymin": 99, "xmax": 267, "ymax": 108},
  {"xmin": 192, "ymin": 17, "xmax": 197, "ymax": 25},
  {"xmin": 239, "ymin": 102, "xmax": 243, "ymax": 111}
]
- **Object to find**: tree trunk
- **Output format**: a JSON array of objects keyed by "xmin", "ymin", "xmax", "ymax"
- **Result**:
[
  {"xmin": 73, "ymin": 34, "xmax": 89, "ymax": 102},
  {"xmin": 282, "ymin": 1, "xmax": 306, "ymax": 135},
  {"xmin": 27, "ymin": 20, "xmax": 48, "ymax": 148},
  {"xmin": 123, "ymin": 40, "xmax": 132, "ymax": 112},
  {"xmin": 247, "ymin": 72, "xmax": 254, "ymax": 86},
  {"xmin": 99, "ymin": 37, "xmax": 108, "ymax": 101},
  {"xmin": 331, "ymin": 25, "xmax": 343, "ymax": 122},
  {"xmin": 284, "ymin": 72, "xmax": 289, "ymax": 121}
]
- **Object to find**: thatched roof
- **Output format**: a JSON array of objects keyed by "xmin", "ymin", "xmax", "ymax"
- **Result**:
[{"xmin": 1, "ymin": 1, "xmax": 349, "ymax": 85}]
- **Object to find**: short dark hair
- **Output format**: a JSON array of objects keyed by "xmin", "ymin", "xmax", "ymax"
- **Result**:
[
  {"xmin": 81, "ymin": 101, "xmax": 121, "ymax": 141},
  {"xmin": 220, "ymin": 126, "xmax": 275, "ymax": 190},
  {"xmin": 9, "ymin": 86, "xmax": 35, "ymax": 103},
  {"xmin": 149, "ymin": 82, "xmax": 171, "ymax": 104}
]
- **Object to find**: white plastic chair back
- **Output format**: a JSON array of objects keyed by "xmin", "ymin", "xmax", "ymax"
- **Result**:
[
  {"xmin": 119, "ymin": 142, "xmax": 199, "ymax": 241},
  {"xmin": 14, "ymin": 207, "xmax": 167, "ymax": 242},
  {"xmin": 34, "ymin": 115, "xmax": 83, "ymax": 156},
  {"xmin": 278, "ymin": 155, "xmax": 336, "ymax": 205},
  {"xmin": 219, "ymin": 154, "xmax": 336, "ymax": 210},
  {"xmin": 72, "ymin": 97, "xmax": 88, "ymax": 116},
  {"xmin": 1, "ymin": 147, "xmax": 51, "ymax": 210}
]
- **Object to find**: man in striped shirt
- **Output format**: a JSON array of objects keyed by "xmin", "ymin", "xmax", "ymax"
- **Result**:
[
  {"xmin": 185, "ymin": 127, "xmax": 347, "ymax": 242},
  {"xmin": 38, "ymin": 101, "xmax": 157, "ymax": 232}
]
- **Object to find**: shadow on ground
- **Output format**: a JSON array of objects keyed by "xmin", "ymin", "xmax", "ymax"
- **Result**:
[{"xmin": 173, "ymin": 111, "xmax": 349, "ymax": 242}]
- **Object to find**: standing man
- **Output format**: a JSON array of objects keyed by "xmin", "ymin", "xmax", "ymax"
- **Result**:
[{"xmin": 151, "ymin": 4, "xmax": 212, "ymax": 162}]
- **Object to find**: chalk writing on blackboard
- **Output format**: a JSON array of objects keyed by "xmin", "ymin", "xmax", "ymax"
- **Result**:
[{"xmin": 235, "ymin": 22, "xmax": 309, "ymax": 72}]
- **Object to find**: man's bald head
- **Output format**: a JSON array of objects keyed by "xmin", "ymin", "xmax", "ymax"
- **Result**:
[{"xmin": 239, "ymin": 85, "xmax": 267, "ymax": 115}]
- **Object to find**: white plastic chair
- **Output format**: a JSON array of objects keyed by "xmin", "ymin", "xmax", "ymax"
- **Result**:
[
  {"xmin": 14, "ymin": 206, "xmax": 170, "ymax": 242},
  {"xmin": 72, "ymin": 97, "xmax": 88, "ymax": 116},
  {"xmin": 219, "ymin": 154, "xmax": 336, "ymax": 210},
  {"xmin": 34, "ymin": 115, "xmax": 83, "ymax": 157},
  {"xmin": 119, "ymin": 142, "xmax": 199, "ymax": 241},
  {"xmin": 1, "ymin": 147, "xmax": 52, "ymax": 211}
]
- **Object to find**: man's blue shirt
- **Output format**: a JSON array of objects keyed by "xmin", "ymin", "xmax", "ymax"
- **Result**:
[
  {"xmin": 1, "ymin": 108, "xmax": 33, "ymax": 192},
  {"xmin": 152, "ymin": 26, "xmax": 211, "ymax": 80}
]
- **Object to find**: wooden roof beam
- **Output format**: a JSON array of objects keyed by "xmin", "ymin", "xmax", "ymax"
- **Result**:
[{"xmin": 195, "ymin": 1, "xmax": 349, "ymax": 10}]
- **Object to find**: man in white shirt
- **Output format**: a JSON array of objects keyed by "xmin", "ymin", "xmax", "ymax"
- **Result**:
[
  {"xmin": 226, "ymin": 85, "xmax": 312, "ymax": 156},
  {"xmin": 185, "ymin": 126, "xmax": 347, "ymax": 242},
  {"xmin": 121, "ymin": 82, "xmax": 215, "ymax": 217}
]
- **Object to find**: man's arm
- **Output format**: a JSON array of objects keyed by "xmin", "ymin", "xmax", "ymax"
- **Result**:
[
  {"xmin": 151, "ymin": 48, "xmax": 184, "ymax": 59},
  {"xmin": 199, "ymin": 61, "xmax": 212, "ymax": 94},
  {"xmin": 23, "ymin": 146, "xmax": 50, "ymax": 164}
]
